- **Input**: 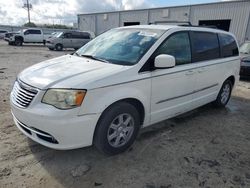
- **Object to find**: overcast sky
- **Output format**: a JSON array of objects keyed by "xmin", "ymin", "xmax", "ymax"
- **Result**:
[{"xmin": 0, "ymin": 0, "xmax": 233, "ymax": 26}]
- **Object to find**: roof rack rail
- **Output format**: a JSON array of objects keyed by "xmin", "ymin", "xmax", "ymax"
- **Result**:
[
  {"xmin": 149, "ymin": 21, "xmax": 192, "ymax": 26},
  {"xmin": 181, "ymin": 24, "xmax": 218, "ymax": 29},
  {"xmin": 149, "ymin": 21, "xmax": 219, "ymax": 29}
]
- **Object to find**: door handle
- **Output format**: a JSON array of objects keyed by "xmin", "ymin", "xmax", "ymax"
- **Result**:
[{"xmin": 185, "ymin": 70, "xmax": 195, "ymax": 75}]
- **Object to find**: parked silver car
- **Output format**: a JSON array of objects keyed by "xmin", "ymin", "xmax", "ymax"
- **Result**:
[
  {"xmin": 46, "ymin": 31, "xmax": 94, "ymax": 51},
  {"xmin": 240, "ymin": 41, "xmax": 250, "ymax": 78},
  {"xmin": 0, "ymin": 30, "xmax": 8, "ymax": 39}
]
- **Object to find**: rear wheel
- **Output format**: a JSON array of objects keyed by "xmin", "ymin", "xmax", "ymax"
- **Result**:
[
  {"xmin": 55, "ymin": 44, "xmax": 63, "ymax": 51},
  {"xmin": 94, "ymin": 102, "xmax": 140, "ymax": 155},
  {"xmin": 213, "ymin": 80, "xmax": 232, "ymax": 107}
]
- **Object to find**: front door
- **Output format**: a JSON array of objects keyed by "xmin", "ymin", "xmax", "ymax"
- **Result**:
[
  {"xmin": 150, "ymin": 31, "xmax": 197, "ymax": 124},
  {"xmin": 62, "ymin": 32, "xmax": 73, "ymax": 48}
]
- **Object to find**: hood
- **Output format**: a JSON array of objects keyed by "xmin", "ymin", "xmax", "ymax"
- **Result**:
[{"xmin": 18, "ymin": 55, "xmax": 125, "ymax": 89}]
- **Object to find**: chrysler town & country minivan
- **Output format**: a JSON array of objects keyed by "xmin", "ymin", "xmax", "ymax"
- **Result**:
[{"xmin": 10, "ymin": 25, "xmax": 240, "ymax": 154}]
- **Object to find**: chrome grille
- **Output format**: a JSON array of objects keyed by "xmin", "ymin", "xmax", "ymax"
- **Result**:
[{"xmin": 11, "ymin": 81, "xmax": 38, "ymax": 108}]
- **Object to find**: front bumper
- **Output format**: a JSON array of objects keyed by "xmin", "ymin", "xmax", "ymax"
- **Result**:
[
  {"xmin": 45, "ymin": 42, "xmax": 55, "ymax": 48},
  {"xmin": 240, "ymin": 66, "xmax": 250, "ymax": 77},
  {"xmin": 11, "ymin": 100, "xmax": 100, "ymax": 150}
]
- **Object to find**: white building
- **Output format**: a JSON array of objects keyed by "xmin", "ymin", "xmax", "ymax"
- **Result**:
[{"xmin": 78, "ymin": 0, "xmax": 250, "ymax": 44}]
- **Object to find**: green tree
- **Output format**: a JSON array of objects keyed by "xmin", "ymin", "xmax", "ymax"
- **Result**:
[{"xmin": 23, "ymin": 22, "xmax": 37, "ymax": 27}]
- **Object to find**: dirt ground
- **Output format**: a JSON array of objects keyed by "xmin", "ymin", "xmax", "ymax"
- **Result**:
[{"xmin": 0, "ymin": 40, "xmax": 250, "ymax": 188}]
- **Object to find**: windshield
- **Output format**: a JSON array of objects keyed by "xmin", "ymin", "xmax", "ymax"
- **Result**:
[
  {"xmin": 55, "ymin": 32, "xmax": 63, "ymax": 38},
  {"xmin": 75, "ymin": 28, "xmax": 165, "ymax": 65},
  {"xmin": 240, "ymin": 42, "xmax": 250, "ymax": 54}
]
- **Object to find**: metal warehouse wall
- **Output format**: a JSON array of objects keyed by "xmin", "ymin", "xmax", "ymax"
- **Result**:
[
  {"xmin": 149, "ymin": 7, "xmax": 190, "ymax": 23},
  {"xmin": 78, "ymin": 1, "xmax": 250, "ymax": 43},
  {"xmin": 190, "ymin": 1, "xmax": 250, "ymax": 44},
  {"xmin": 96, "ymin": 13, "xmax": 119, "ymax": 35},
  {"xmin": 246, "ymin": 11, "xmax": 250, "ymax": 41}
]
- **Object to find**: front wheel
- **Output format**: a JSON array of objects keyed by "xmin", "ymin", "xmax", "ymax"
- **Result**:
[
  {"xmin": 94, "ymin": 102, "xmax": 140, "ymax": 155},
  {"xmin": 15, "ymin": 39, "xmax": 23, "ymax": 46},
  {"xmin": 55, "ymin": 44, "xmax": 63, "ymax": 51},
  {"xmin": 213, "ymin": 80, "xmax": 232, "ymax": 107}
]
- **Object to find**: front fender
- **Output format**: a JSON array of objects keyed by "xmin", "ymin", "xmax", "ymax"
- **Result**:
[
  {"xmin": 15, "ymin": 35, "xmax": 23, "ymax": 41},
  {"xmin": 78, "ymin": 79, "xmax": 151, "ymax": 125}
]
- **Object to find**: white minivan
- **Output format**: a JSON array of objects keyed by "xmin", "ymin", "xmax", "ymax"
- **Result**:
[{"xmin": 10, "ymin": 25, "xmax": 240, "ymax": 155}]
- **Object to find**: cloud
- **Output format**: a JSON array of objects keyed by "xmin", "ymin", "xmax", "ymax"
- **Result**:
[
  {"xmin": 0, "ymin": 0, "xmax": 154, "ymax": 26},
  {"xmin": 0, "ymin": 7, "xmax": 7, "ymax": 16}
]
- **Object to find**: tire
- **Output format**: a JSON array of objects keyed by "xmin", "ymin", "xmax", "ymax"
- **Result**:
[
  {"xmin": 43, "ymin": 40, "xmax": 46, "ymax": 45},
  {"xmin": 213, "ymin": 80, "xmax": 232, "ymax": 107},
  {"xmin": 94, "ymin": 102, "xmax": 140, "ymax": 155},
  {"xmin": 15, "ymin": 39, "xmax": 23, "ymax": 46},
  {"xmin": 55, "ymin": 44, "xmax": 63, "ymax": 51},
  {"xmin": 48, "ymin": 48, "xmax": 54, "ymax": 51}
]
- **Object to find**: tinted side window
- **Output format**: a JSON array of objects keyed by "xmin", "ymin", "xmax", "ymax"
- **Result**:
[
  {"xmin": 218, "ymin": 33, "xmax": 239, "ymax": 57},
  {"xmin": 24, "ymin": 30, "xmax": 29, "ymax": 35},
  {"xmin": 80, "ymin": 32, "xmax": 90, "ymax": 39},
  {"xmin": 71, "ymin": 32, "xmax": 79, "ymax": 39},
  {"xmin": 28, "ymin": 30, "xmax": 41, "ymax": 34},
  {"xmin": 154, "ymin": 32, "xmax": 191, "ymax": 65},
  {"xmin": 72, "ymin": 32, "xmax": 90, "ymax": 39},
  {"xmin": 64, "ymin": 32, "xmax": 72, "ymax": 38},
  {"xmin": 191, "ymin": 32, "xmax": 220, "ymax": 62},
  {"xmin": 35, "ymin": 30, "xmax": 41, "ymax": 34}
]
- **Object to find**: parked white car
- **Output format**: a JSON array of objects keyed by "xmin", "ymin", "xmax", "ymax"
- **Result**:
[
  {"xmin": 10, "ymin": 25, "xmax": 240, "ymax": 155},
  {"xmin": 8, "ymin": 28, "xmax": 51, "ymax": 46}
]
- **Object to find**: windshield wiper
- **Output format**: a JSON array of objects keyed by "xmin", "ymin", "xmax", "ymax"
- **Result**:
[
  {"xmin": 74, "ymin": 52, "xmax": 80, "ymax": 56},
  {"xmin": 80, "ymin": 54, "xmax": 110, "ymax": 63}
]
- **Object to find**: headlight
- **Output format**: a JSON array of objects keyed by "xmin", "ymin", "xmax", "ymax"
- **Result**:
[{"xmin": 42, "ymin": 89, "xmax": 86, "ymax": 109}]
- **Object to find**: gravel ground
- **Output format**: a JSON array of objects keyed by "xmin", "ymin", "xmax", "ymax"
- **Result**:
[{"xmin": 0, "ymin": 40, "xmax": 250, "ymax": 188}]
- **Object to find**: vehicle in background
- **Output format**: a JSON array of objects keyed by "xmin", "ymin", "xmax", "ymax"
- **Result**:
[
  {"xmin": 47, "ymin": 32, "xmax": 61, "ymax": 39},
  {"xmin": 240, "ymin": 41, "xmax": 250, "ymax": 78},
  {"xmin": 8, "ymin": 28, "xmax": 51, "ymax": 46},
  {"xmin": 4, "ymin": 31, "xmax": 19, "ymax": 42},
  {"xmin": 45, "ymin": 31, "xmax": 94, "ymax": 51},
  {"xmin": 10, "ymin": 25, "xmax": 240, "ymax": 155},
  {"xmin": 0, "ymin": 30, "xmax": 8, "ymax": 39}
]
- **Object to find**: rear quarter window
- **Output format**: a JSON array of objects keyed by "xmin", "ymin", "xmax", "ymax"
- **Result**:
[
  {"xmin": 80, "ymin": 32, "xmax": 91, "ymax": 39},
  {"xmin": 218, "ymin": 33, "xmax": 239, "ymax": 57},
  {"xmin": 191, "ymin": 31, "xmax": 220, "ymax": 62},
  {"xmin": 71, "ymin": 32, "xmax": 90, "ymax": 39}
]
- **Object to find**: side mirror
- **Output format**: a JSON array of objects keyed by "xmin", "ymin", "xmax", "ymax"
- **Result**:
[{"xmin": 154, "ymin": 54, "xmax": 176, "ymax": 69}]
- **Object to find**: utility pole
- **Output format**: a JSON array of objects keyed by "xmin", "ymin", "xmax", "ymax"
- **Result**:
[
  {"xmin": 27, "ymin": 0, "xmax": 30, "ymax": 23},
  {"xmin": 23, "ymin": 0, "xmax": 32, "ymax": 23}
]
